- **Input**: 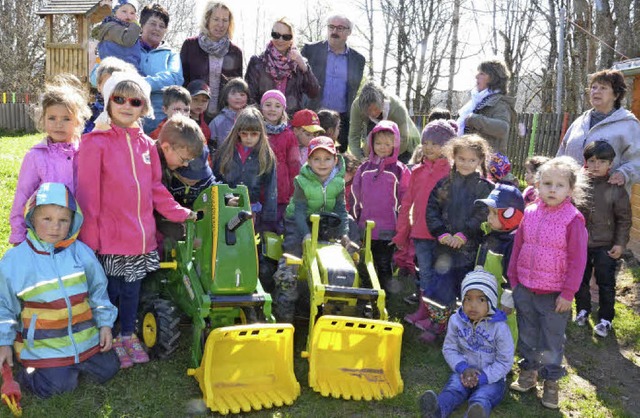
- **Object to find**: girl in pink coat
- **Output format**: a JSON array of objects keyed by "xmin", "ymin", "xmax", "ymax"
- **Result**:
[{"xmin": 9, "ymin": 81, "xmax": 91, "ymax": 244}]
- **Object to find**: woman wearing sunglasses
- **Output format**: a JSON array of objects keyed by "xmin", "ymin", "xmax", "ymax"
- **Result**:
[
  {"xmin": 245, "ymin": 17, "xmax": 320, "ymax": 116},
  {"xmin": 180, "ymin": 1, "xmax": 243, "ymax": 119}
]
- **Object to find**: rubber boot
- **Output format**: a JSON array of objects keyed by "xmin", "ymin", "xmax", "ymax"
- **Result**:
[{"xmin": 404, "ymin": 300, "xmax": 429, "ymax": 325}]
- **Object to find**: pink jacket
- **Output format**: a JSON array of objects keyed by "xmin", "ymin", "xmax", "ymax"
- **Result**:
[
  {"xmin": 76, "ymin": 124, "xmax": 190, "ymax": 255},
  {"xmin": 9, "ymin": 138, "xmax": 78, "ymax": 244},
  {"xmin": 508, "ymin": 198, "xmax": 587, "ymax": 300},
  {"xmin": 267, "ymin": 128, "xmax": 300, "ymax": 205},
  {"xmin": 393, "ymin": 157, "xmax": 450, "ymax": 246}
]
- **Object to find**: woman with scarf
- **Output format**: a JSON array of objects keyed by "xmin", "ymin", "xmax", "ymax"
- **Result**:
[
  {"xmin": 245, "ymin": 17, "xmax": 320, "ymax": 117},
  {"xmin": 180, "ymin": 1, "xmax": 243, "ymax": 119},
  {"xmin": 457, "ymin": 60, "xmax": 516, "ymax": 153}
]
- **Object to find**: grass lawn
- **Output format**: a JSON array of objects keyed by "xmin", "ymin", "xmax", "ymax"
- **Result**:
[{"xmin": 0, "ymin": 131, "xmax": 638, "ymax": 417}]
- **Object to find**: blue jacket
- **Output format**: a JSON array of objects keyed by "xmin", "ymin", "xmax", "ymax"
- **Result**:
[
  {"xmin": 209, "ymin": 107, "xmax": 237, "ymax": 146},
  {"xmin": 0, "ymin": 183, "xmax": 117, "ymax": 368},
  {"xmin": 443, "ymin": 308, "xmax": 514, "ymax": 384}
]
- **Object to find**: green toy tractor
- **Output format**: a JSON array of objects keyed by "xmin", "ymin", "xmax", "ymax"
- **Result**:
[{"xmin": 139, "ymin": 184, "xmax": 299, "ymax": 415}]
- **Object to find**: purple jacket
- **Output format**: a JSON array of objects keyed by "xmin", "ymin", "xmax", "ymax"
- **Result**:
[
  {"xmin": 9, "ymin": 138, "xmax": 78, "ymax": 244},
  {"xmin": 352, "ymin": 120, "xmax": 411, "ymax": 240}
]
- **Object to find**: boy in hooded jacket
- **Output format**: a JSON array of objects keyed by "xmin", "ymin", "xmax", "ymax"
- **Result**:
[
  {"xmin": 352, "ymin": 120, "xmax": 411, "ymax": 290},
  {"xmin": 0, "ymin": 183, "xmax": 119, "ymax": 398}
]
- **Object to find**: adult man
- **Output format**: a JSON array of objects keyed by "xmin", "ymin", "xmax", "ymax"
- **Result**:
[{"xmin": 301, "ymin": 15, "xmax": 365, "ymax": 152}]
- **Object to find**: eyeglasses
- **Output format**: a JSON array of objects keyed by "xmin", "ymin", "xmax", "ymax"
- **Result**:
[
  {"xmin": 327, "ymin": 24, "xmax": 349, "ymax": 32},
  {"xmin": 172, "ymin": 146, "xmax": 194, "ymax": 165},
  {"xmin": 239, "ymin": 131, "xmax": 261, "ymax": 139},
  {"xmin": 111, "ymin": 95, "xmax": 144, "ymax": 107},
  {"xmin": 271, "ymin": 31, "xmax": 293, "ymax": 41}
]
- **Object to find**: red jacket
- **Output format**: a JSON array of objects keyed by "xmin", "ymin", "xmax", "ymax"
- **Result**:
[
  {"xmin": 268, "ymin": 128, "xmax": 301, "ymax": 205},
  {"xmin": 393, "ymin": 157, "xmax": 450, "ymax": 246},
  {"xmin": 77, "ymin": 124, "xmax": 191, "ymax": 255}
]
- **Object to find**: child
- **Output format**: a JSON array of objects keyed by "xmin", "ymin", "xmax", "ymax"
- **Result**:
[
  {"xmin": 9, "ymin": 81, "xmax": 91, "ymax": 244},
  {"xmin": 76, "ymin": 72, "xmax": 196, "ymax": 369},
  {"xmin": 523, "ymin": 155, "xmax": 550, "ymax": 205},
  {"xmin": 212, "ymin": 107, "xmax": 278, "ymax": 232},
  {"xmin": 186, "ymin": 79, "xmax": 212, "ymax": 141},
  {"xmin": 274, "ymin": 136, "xmax": 351, "ymax": 322},
  {"xmin": 291, "ymin": 108, "xmax": 325, "ymax": 165},
  {"xmin": 394, "ymin": 120, "xmax": 455, "ymax": 325},
  {"xmin": 422, "ymin": 134, "xmax": 494, "ymax": 341},
  {"xmin": 317, "ymin": 108, "xmax": 341, "ymax": 143},
  {"xmin": 475, "ymin": 183, "xmax": 525, "ymax": 345},
  {"xmin": 85, "ymin": 56, "xmax": 138, "ymax": 134},
  {"xmin": 0, "ymin": 182, "xmax": 119, "ymax": 399},
  {"xmin": 149, "ymin": 85, "xmax": 192, "ymax": 139},
  {"xmin": 209, "ymin": 78, "xmax": 250, "ymax": 152},
  {"xmin": 92, "ymin": 0, "xmax": 142, "ymax": 73},
  {"xmin": 352, "ymin": 120, "xmax": 411, "ymax": 291},
  {"xmin": 260, "ymin": 90, "xmax": 301, "ymax": 227},
  {"xmin": 574, "ymin": 141, "xmax": 631, "ymax": 337},
  {"xmin": 419, "ymin": 268, "xmax": 514, "ymax": 418},
  {"xmin": 508, "ymin": 156, "xmax": 588, "ymax": 409}
]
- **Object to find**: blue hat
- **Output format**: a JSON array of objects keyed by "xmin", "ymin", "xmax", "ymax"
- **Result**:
[
  {"xmin": 475, "ymin": 183, "xmax": 524, "ymax": 212},
  {"xmin": 176, "ymin": 146, "xmax": 213, "ymax": 181}
]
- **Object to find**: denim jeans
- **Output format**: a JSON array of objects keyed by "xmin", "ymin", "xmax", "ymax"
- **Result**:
[
  {"xmin": 107, "ymin": 275, "xmax": 142, "ymax": 336},
  {"xmin": 414, "ymin": 238, "xmax": 436, "ymax": 292},
  {"xmin": 437, "ymin": 372, "xmax": 507, "ymax": 417},
  {"xmin": 575, "ymin": 246, "xmax": 618, "ymax": 322}
]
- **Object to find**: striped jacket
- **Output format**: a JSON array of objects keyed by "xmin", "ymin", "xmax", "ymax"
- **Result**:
[{"xmin": 0, "ymin": 183, "xmax": 117, "ymax": 368}]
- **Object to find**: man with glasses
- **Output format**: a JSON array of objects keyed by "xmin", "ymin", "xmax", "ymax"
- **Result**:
[{"xmin": 301, "ymin": 15, "xmax": 365, "ymax": 153}]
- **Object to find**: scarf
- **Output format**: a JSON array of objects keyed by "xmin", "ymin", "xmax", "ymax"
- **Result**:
[
  {"xmin": 197, "ymin": 33, "xmax": 230, "ymax": 58},
  {"xmin": 456, "ymin": 88, "xmax": 497, "ymax": 135},
  {"xmin": 263, "ymin": 42, "xmax": 297, "ymax": 83},
  {"xmin": 265, "ymin": 121, "xmax": 287, "ymax": 135}
]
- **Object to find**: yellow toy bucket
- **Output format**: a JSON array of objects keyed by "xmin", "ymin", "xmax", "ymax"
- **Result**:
[
  {"xmin": 188, "ymin": 323, "xmax": 300, "ymax": 415},
  {"xmin": 302, "ymin": 315, "xmax": 404, "ymax": 400}
]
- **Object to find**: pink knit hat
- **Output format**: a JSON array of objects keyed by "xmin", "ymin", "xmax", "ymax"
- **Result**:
[{"xmin": 260, "ymin": 89, "xmax": 287, "ymax": 109}]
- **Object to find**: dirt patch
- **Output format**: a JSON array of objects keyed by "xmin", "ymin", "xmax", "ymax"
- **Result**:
[{"xmin": 618, "ymin": 253, "xmax": 640, "ymax": 314}]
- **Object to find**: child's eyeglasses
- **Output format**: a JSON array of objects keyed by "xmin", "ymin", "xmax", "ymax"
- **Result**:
[
  {"xmin": 271, "ymin": 31, "xmax": 293, "ymax": 41},
  {"xmin": 172, "ymin": 146, "xmax": 194, "ymax": 165},
  {"xmin": 111, "ymin": 95, "xmax": 144, "ymax": 107}
]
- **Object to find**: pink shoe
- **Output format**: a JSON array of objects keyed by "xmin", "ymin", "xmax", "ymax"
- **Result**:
[
  {"xmin": 404, "ymin": 302, "xmax": 429, "ymax": 325},
  {"xmin": 122, "ymin": 334, "xmax": 150, "ymax": 364},
  {"xmin": 415, "ymin": 317, "xmax": 435, "ymax": 331},
  {"xmin": 113, "ymin": 337, "xmax": 133, "ymax": 369}
]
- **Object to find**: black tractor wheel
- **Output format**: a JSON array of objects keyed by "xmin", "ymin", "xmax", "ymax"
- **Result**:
[{"xmin": 138, "ymin": 299, "xmax": 181, "ymax": 359}]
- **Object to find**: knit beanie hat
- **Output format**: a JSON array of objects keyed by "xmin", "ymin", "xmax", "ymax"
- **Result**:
[
  {"xmin": 489, "ymin": 152, "xmax": 512, "ymax": 180},
  {"xmin": 114, "ymin": 0, "xmax": 139, "ymax": 12},
  {"xmin": 260, "ymin": 89, "xmax": 286, "ymax": 109},
  {"xmin": 461, "ymin": 267, "xmax": 499, "ymax": 314},
  {"xmin": 421, "ymin": 119, "xmax": 458, "ymax": 146},
  {"xmin": 95, "ymin": 70, "xmax": 153, "ymax": 128}
]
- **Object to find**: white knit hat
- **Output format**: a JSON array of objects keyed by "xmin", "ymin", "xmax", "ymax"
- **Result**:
[
  {"xmin": 114, "ymin": 0, "xmax": 139, "ymax": 12},
  {"xmin": 95, "ymin": 71, "xmax": 153, "ymax": 128},
  {"xmin": 461, "ymin": 267, "xmax": 499, "ymax": 314}
]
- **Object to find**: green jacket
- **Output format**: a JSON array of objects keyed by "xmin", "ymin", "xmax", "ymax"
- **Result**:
[
  {"xmin": 286, "ymin": 155, "xmax": 348, "ymax": 236},
  {"xmin": 465, "ymin": 94, "xmax": 516, "ymax": 153}
]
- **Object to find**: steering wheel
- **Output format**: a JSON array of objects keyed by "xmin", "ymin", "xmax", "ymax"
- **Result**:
[{"xmin": 315, "ymin": 212, "xmax": 342, "ymax": 241}]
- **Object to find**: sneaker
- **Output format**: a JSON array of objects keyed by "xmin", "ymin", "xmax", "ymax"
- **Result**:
[
  {"xmin": 112, "ymin": 337, "xmax": 133, "ymax": 369},
  {"xmin": 574, "ymin": 309, "xmax": 589, "ymax": 326},
  {"xmin": 418, "ymin": 390, "xmax": 440, "ymax": 418},
  {"xmin": 594, "ymin": 319, "xmax": 612, "ymax": 337},
  {"xmin": 541, "ymin": 380, "xmax": 559, "ymax": 409},
  {"xmin": 121, "ymin": 334, "xmax": 150, "ymax": 364},
  {"xmin": 510, "ymin": 369, "xmax": 538, "ymax": 392},
  {"xmin": 466, "ymin": 403, "xmax": 488, "ymax": 418}
]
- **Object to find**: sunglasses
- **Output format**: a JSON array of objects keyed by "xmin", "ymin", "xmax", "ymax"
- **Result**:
[
  {"xmin": 110, "ymin": 95, "xmax": 144, "ymax": 107},
  {"xmin": 271, "ymin": 31, "xmax": 293, "ymax": 41}
]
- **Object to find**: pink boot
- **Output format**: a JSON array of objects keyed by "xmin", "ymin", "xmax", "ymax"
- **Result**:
[
  {"xmin": 415, "ymin": 317, "xmax": 435, "ymax": 331},
  {"xmin": 404, "ymin": 300, "xmax": 428, "ymax": 325}
]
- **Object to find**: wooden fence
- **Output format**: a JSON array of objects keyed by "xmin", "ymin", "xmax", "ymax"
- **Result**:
[
  {"xmin": 412, "ymin": 112, "xmax": 577, "ymax": 179},
  {"xmin": 0, "ymin": 93, "xmax": 36, "ymax": 133}
]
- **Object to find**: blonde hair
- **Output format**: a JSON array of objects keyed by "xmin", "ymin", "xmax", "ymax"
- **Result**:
[
  {"xmin": 216, "ymin": 107, "xmax": 275, "ymax": 176},
  {"xmin": 536, "ymin": 156, "xmax": 587, "ymax": 207},
  {"xmin": 107, "ymin": 80, "xmax": 151, "ymax": 118},
  {"xmin": 273, "ymin": 17, "xmax": 295, "ymax": 39},
  {"xmin": 36, "ymin": 81, "xmax": 91, "ymax": 139},
  {"xmin": 201, "ymin": 1, "xmax": 235, "ymax": 39},
  {"xmin": 158, "ymin": 114, "xmax": 204, "ymax": 157},
  {"xmin": 446, "ymin": 134, "xmax": 492, "ymax": 177},
  {"xmin": 96, "ymin": 57, "xmax": 138, "ymax": 88}
]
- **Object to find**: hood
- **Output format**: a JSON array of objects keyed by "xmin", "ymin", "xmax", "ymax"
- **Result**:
[
  {"xmin": 25, "ymin": 182, "xmax": 83, "ymax": 251},
  {"xmin": 367, "ymin": 120, "xmax": 400, "ymax": 164},
  {"xmin": 590, "ymin": 107, "xmax": 640, "ymax": 126}
]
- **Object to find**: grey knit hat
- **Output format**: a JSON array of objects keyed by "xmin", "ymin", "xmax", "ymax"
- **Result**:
[
  {"xmin": 461, "ymin": 267, "xmax": 499, "ymax": 314},
  {"xmin": 421, "ymin": 119, "xmax": 458, "ymax": 146}
]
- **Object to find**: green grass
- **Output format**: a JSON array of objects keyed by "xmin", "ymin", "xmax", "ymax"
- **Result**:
[{"xmin": 1, "ymin": 132, "xmax": 639, "ymax": 417}]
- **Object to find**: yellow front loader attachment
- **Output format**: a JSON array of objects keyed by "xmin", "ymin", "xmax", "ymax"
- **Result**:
[
  {"xmin": 302, "ymin": 315, "xmax": 404, "ymax": 400},
  {"xmin": 188, "ymin": 323, "xmax": 300, "ymax": 415}
]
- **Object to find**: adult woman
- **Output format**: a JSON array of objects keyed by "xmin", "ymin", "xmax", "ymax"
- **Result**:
[
  {"xmin": 180, "ymin": 1, "xmax": 243, "ymax": 118},
  {"xmin": 245, "ymin": 17, "xmax": 320, "ymax": 116},
  {"xmin": 456, "ymin": 60, "xmax": 516, "ymax": 153},
  {"xmin": 558, "ymin": 69, "xmax": 640, "ymax": 192},
  {"xmin": 348, "ymin": 81, "xmax": 420, "ymax": 162},
  {"xmin": 139, "ymin": 4, "xmax": 184, "ymax": 133}
]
